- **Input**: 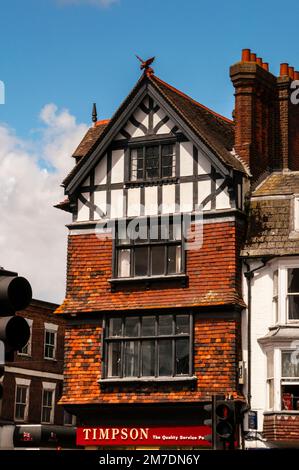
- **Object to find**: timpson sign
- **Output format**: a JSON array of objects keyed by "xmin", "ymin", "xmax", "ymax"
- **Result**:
[{"xmin": 77, "ymin": 426, "xmax": 211, "ymax": 446}]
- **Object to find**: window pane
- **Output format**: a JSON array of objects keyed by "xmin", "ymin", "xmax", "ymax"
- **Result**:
[
  {"xmin": 175, "ymin": 315, "xmax": 189, "ymax": 334},
  {"xmin": 288, "ymin": 295, "xmax": 299, "ymax": 320},
  {"xmin": 117, "ymin": 223, "xmax": 130, "ymax": 245},
  {"xmin": 124, "ymin": 341, "xmax": 138, "ymax": 377},
  {"xmin": 176, "ymin": 339, "xmax": 189, "ymax": 375},
  {"xmin": 141, "ymin": 316, "xmax": 155, "ymax": 336},
  {"xmin": 288, "ymin": 269, "xmax": 299, "ymax": 293},
  {"xmin": 159, "ymin": 315, "xmax": 173, "ymax": 335},
  {"xmin": 281, "ymin": 385, "xmax": 299, "ymax": 410},
  {"xmin": 118, "ymin": 249, "xmax": 131, "ymax": 278},
  {"xmin": 108, "ymin": 342, "xmax": 121, "ymax": 377},
  {"xmin": 142, "ymin": 340, "xmax": 155, "ymax": 376},
  {"xmin": 169, "ymin": 219, "xmax": 182, "ymax": 241},
  {"xmin": 124, "ymin": 317, "xmax": 139, "ymax": 337},
  {"xmin": 131, "ymin": 148, "xmax": 143, "ymax": 181},
  {"xmin": 109, "ymin": 318, "xmax": 122, "ymax": 337},
  {"xmin": 282, "ymin": 351, "xmax": 299, "ymax": 377},
  {"xmin": 134, "ymin": 246, "xmax": 148, "ymax": 276},
  {"xmin": 158, "ymin": 340, "xmax": 172, "ymax": 376},
  {"xmin": 151, "ymin": 246, "xmax": 165, "ymax": 275},
  {"xmin": 168, "ymin": 245, "xmax": 181, "ymax": 274},
  {"xmin": 145, "ymin": 146, "xmax": 159, "ymax": 179},
  {"xmin": 161, "ymin": 144, "xmax": 174, "ymax": 178}
]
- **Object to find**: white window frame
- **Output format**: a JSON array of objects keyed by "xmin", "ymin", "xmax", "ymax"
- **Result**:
[
  {"xmin": 18, "ymin": 319, "xmax": 33, "ymax": 356},
  {"xmin": 266, "ymin": 347, "xmax": 299, "ymax": 412},
  {"xmin": 44, "ymin": 323, "xmax": 58, "ymax": 360},
  {"xmin": 14, "ymin": 377, "xmax": 31, "ymax": 422},
  {"xmin": 41, "ymin": 381, "xmax": 56, "ymax": 424},
  {"xmin": 269, "ymin": 259, "xmax": 299, "ymax": 325}
]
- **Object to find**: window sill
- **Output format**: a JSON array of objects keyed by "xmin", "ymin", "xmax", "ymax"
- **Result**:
[
  {"xmin": 44, "ymin": 357, "xmax": 57, "ymax": 362},
  {"xmin": 109, "ymin": 274, "xmax": 188, "ymax": 288},
  {"xmin": 264, "ymin": 410, "xmax": 299, "ymax": 415},
  {"xmin": 99, "ymin": 376, "xmax": 197, "ymax": 385}
]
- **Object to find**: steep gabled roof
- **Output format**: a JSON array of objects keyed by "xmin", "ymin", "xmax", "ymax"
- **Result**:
[{"xmin": 62, "ymin": 73, "xmax": 246, "ymax": 192}]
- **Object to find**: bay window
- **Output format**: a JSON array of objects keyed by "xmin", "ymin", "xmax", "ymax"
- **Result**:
[
  {"xmin": 281, "ymin": 351, "xmax": 299, "ymax": 410},
  {"xmin": 104, "ymin": 314, "xmax": 192, "ymax": 379}
]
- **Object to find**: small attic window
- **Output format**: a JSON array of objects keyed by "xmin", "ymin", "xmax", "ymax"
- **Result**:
[
  {"xmin": 130, "ymin": 143, "xmax": 175, "ymax": 181},
  {"xmin": 295, "ymin": 197, "xmax": 299, "ymax": 231}
]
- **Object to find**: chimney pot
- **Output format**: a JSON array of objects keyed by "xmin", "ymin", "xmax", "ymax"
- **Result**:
[
  {"xmin": 294, "ymin": 71, "xmax": 299, "ymax": 80},
  {"xmin": 289, "ymin": 66, "xmax": 294, "ymax": 80},
  {"xmin": 280, "ymin": 63, "xmax": 289, "ymax": 77},
  {"xmin": 257, "ymin": 57, "xmax": 263, "ymax": 66},
  {"xmin": 250, "ymin": 52, "xmax": 257, "ymax": 62},
  {"xmin": 241, "ymin": 49, "xmax": 251, "ymax": 62},
  {"xmin": 262, "ymin": 62, "xmax": 269, "ymax": 71}
]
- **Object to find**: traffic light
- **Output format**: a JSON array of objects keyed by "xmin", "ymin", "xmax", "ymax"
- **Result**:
[
  {"xmin": 0, "ymin": 269, "xmax": 32, "ymax": 359},
  {"xmin": 203, "ymin": 395, "xmax": 224, "ymax": 449},
  {"xmin": 215, "ymin": 398, "xmax": 237, "ymax": 449}
]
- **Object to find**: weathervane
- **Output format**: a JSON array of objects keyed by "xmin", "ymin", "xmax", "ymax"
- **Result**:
[{"xmin": 135, "ymin": 55, "xmax": 155, "ymax": 76}]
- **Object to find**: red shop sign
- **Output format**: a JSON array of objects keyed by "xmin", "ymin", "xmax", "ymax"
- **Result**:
[{"xmin": 77, "ymin": 425, "xmax": 211, "ymax": 447}]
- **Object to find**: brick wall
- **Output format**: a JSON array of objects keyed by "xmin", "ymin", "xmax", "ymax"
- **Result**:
[
  {"xmin": 263, "ymin": 413, "xmax": 299, "ymax": 442},
  {"xmin": 1, "ymin": 373, "xmax": 64, "ymax": 425},
  {"xmin": 12, "ymin": 301, "xmax": 65, "ymax": 374},
  {"xmin": 56, "ymin": 219, "xmax": 245, "ymax": 315},
  {"xmin": 1, "ymin": 300, "xmax": 65, "ymax": 425},
  {"xmin": 60, "ymin": 315, "xmax": 240, "ymax": 406}
]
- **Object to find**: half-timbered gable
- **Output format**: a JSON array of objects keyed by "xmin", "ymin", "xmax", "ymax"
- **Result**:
[{"xmin": 61, "ymin": 74, "xmax": 247, "ymax": 225}]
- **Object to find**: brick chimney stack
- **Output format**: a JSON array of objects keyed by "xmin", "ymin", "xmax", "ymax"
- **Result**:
[
  {"xmin": 230, "ymin": 49, "xmax": 277, "ymax": 181},
  {"xmin": 230, "ymin": 49, "xmax": 299, "ymax": 181}
]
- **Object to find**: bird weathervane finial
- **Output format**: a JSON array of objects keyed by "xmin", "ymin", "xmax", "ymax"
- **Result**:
[{"xmin": 135, "ymin": 55, "xmax": 155, "ymax": 76}]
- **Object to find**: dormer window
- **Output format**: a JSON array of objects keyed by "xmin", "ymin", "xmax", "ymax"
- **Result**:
[{"xmin": 130, "ymin": 143, "xmax": 175, "ymax": 181}]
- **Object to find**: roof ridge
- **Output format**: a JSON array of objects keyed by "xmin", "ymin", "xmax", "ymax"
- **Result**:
[{"xmin": 151, "ymin": 75, "xmax": 233, "ymax": 125}]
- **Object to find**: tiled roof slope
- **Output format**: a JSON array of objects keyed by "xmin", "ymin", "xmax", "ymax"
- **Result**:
[
  {"xmin": 62, "ymin": 73, "xmax": 246, "ymax": 190},
  {"xmin": 72, "ymin": 120, "xmax": 109, "ymax": 160},
  {"xmin": 242, "ymin": 172, "xmax": 299, "ymax": 257},
  {"xmin": 150, "ymin": 76, "xmax": 244, "ymax": 173}
]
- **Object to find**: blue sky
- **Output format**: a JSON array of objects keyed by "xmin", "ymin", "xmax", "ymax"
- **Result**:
[
  {"xmin": 1, "ymin": 0, "xmax": 299, "ymax": 138},
  {"xmin": 1, "ymin": 0, "xmax": 299, "ymax": 302}
]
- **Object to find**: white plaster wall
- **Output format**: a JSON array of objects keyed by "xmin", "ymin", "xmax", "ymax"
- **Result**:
[
  {"xmin": 216, "ymin": 179, "xmax": 231, "ymax": 209},
  {"xmin": 127, "ymin": 188, "xmax": 141, "ymax": 217},
  {"xmin": 110, "ymin": 189, "xmax": 124, "ymax": 218},
  {"xmin": 94, "ymin": 191, "xmax": 107, "ymax": 219},
  {"xmin": 198, "ymin": 180, "xmax": 211, "ymax": 210},
  {"xmin": 111, "ymin": 150, "xmax": 124, "ymax": 184},
  {"xmin": 144, "ymin": 186, "xmax": 158, "ymax": 216},
  {"xmin": 77, "ymin": 197, "xmax": 90, "ymax": 222},
  {"xmin": 162, "ymin": 185, "xmax": 176, "ymax": 214},
  {"xmin": 180, "ymin": 142, "xmax": 193, "ymax": 176},
  {"xmin": 242, "ymin": 262, "xmax": 274, "ymax": 432},
  {"xmin": 94, "ymin": 154, "xmax": 107, "ymax": 185},
  {"xmin": 198, "ymin": 149, "xmax": 211, "ymax": 175},
  {"xmin": 180, "ymin": 182, "xmax": 193, "ymax": 212}
]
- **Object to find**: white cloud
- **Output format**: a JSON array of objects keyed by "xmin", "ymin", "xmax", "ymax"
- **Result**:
[
  {"xmin": 57, "ymin": 0, "xmax": 118, "ymax": 7},
  {"xmin": 0, "ymin": 105, "xmax": 88, "ymax": 304}
]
